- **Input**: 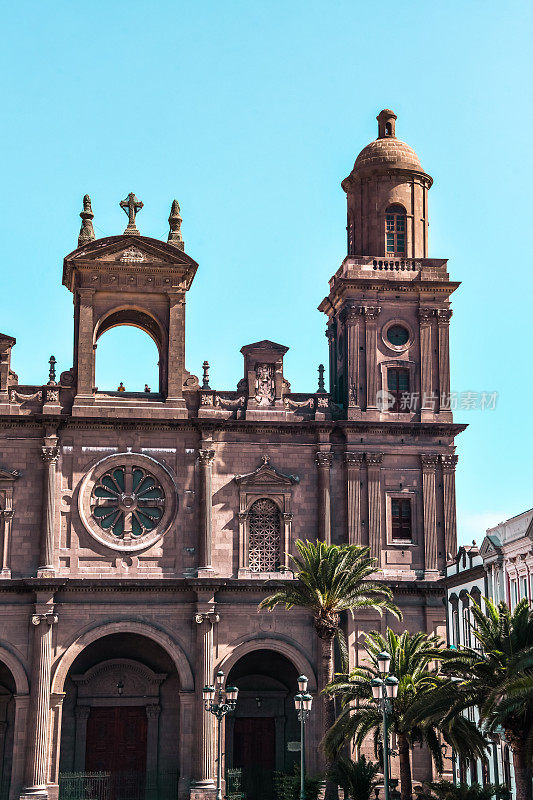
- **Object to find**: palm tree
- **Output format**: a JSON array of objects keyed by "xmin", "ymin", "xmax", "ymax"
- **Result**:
[
  {"xmin": 323, "ymin": 629, "xmax": 487, "ymax": 800},
  {"xmin": 417, "ymin": 780, "xmax": 510, "ymax": 800},
  {"xmin": 259, "ymin": 540, "xmax": 401, "ymax": 794},
  {"xmin": 328, "ymin": 755, "xmax": 380, "ymax": 800},
  {"xmin": 426, "ymin": 598, "xmax": 533, "ymax": 800}
]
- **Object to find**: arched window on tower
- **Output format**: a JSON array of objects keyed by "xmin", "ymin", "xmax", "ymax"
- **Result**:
[
  {"xmin": 385, "ymin": 204, "xmax": 406, "ymax": 254},
  {"xmin": 248, "ymin": 498, "xmax": 282, "ymax": 573}
]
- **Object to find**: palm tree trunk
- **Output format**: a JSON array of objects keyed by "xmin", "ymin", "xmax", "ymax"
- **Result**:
[
  {"xmin": 397, "ymin": 733, "xmax": 412, "ymax": 800},
  {"xmin": 321, "ymin": 635, "xmax": 336, "ymax": 800},
  {"xmin": 511, "ymin": 743, "xmax": 532, "ymax": 800}
]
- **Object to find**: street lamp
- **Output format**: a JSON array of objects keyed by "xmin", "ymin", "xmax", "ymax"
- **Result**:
[
  {"xmin": 371, "ymin": 652, "xmax": 398, "ymax": 800},
  {"xmin": 294, "ymin": 675, "xmax": 313, "ymax": 800},
  {"xmin": 203, "ymin": 670, "xmax": 239, "ymax": 800}
]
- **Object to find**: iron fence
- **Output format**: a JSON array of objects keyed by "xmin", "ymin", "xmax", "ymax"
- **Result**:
[{"xmin": 58, "ymin": 770, "xmax": 179, "ymax": 800}]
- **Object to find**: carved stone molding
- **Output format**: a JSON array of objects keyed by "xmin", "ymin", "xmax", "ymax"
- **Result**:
[
  {"xmin": 362, "ymin": 306, "xmax": 381, "ymax": 321},
  {"xmin": 436, "ymin": 309, "xmax": 453, "ymax": 324},
  {"xmin": 194, "ymin": 612, "xmax": 220, "ymax": 625},
  {"xmin": 365, "ymin": 453, "xmax": 383, "ymax": 466},
  {"xmin": 342, "ymin": 304, "xmax": 361, "ymax": 324},
  {"xmin": 344, "ymin": 452, "xmax": 364, "ymax": 466},
  {"xmin": 315, "ymin": 452, "xmax": 333, "ymax": 468},
  {"xmin": 41, "ymin": 445, "xmax": 60, "ymax": 464},
  {"xmin": 418, "ymin": 308, "xmax": 435, "ymax": 324},
  {"xmin": 31, "ymin": 612, "xmax": 58, "ymax": 626},
  {"xmin": 420, "ymin": 453, "xmax": 440, "ymax": 469},
  {"xmin": 198, "ymin": 448, "xmax": 215, "ymax": 466},
  {"xmin": 441, "ymin": 454, "xmax": 459, "ymax": 470}
]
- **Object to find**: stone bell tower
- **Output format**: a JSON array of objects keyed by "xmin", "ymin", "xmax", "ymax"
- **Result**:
[
  {"xmin": 320, "ymin": 109, "xmax": 458, "ymax": 424},
  {"xmin": 63, "ymin": 194, "xmax": 198, "ymax": 419}
]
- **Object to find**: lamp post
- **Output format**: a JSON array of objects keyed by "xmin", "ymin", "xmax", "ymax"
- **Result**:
[
  {"xmin": 371, "ymin": 651, "xmax": 399, "ymax": 800},
  {"xmin": 203, "ymin": 670, "xmax": 239, "ymax": 800},
  {"xmin": 294, "ymin": 674, "xmax": 313, "ymax": 800}
]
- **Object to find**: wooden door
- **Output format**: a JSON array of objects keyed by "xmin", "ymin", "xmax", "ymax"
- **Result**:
[
  {"xmin": 233, "ymin": 717, "xmax": 276, "ymax": 800},
  {"xmin": 85, "ymin": 706, "xmax": 147, "ymax": 776}
]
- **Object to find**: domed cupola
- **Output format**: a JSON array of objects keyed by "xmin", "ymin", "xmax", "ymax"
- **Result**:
[{"xmin": 342, "ymin": 110, "xmax": 433, "ymax": 258}]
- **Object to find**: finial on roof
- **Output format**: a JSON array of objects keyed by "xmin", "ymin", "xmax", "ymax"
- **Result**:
[
  {"xmin": 317, "ymin": 364, "xmax": 326, "ymax": 393},
  {"xmin": 167, "ymin": 199, "xmax": 184, "ymax": 250},
  {"xmin": 120, "ymin": 192, "xmax": 143, "ymax": 235},
  {"xmin": 48, "ymin": 355, "xmax": 56, "ymax": 385},
  {"xmin": 202, "ymin": 360, "xmax": 210, "ymax": 389},
  {"xmin": 377, "ymin": 108, "xmax": 397, "ymax": 139},
  {"xmin": 78, "ymin": 195, "xmax": 95, "ymax": 247}
]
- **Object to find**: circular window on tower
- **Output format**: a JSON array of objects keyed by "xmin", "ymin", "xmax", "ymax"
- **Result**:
[
  {"xmin": 382, "ymin": 321, "xmax": 413, "ymax": 352},
  {"xmin": 78, "ymin": 453, "xmax": 177, "ymax": 551}
]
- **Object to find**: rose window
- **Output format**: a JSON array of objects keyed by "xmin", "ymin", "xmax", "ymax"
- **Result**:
[
  {"xmin": 248, "ymin": 498, "xmax": 281, "ymax": 573},
  {"xmin": 91, "ymin": 465, "xmax": 165, "ymax": 540}
]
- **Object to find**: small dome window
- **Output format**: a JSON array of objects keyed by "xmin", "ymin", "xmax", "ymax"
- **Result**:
[
  {"xmin": 385, "ymin": 205, "xmax": 406, "ymax": 254},
  {"xmin": 385, "ymin": 122, "xmax": 392, "ymax": 136}
]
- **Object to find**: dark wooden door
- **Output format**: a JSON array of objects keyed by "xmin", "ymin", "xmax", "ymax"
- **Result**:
[
  {"xmin": 85, "ymin": 706, "xmax": 147, "ymax": 791},
  {"xmin": 233, "ymin": 717, "xmax": 276, "ymax": 800}
]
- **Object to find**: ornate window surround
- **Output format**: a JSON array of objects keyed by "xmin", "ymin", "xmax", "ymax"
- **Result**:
[
  {"xmin": 234, "ymin": 456, "xmax": 299, "ymax": 578},
  {"xmin": 0, "ymin": 466, "xmax": 19, "ymax": 578},
  {"xmin": 78, "ymin": 452, "xmax": 178, "ymax": 552},
  {"xmin": 385, "ymin": 490, "xmax": 418, "ymax": 547}
]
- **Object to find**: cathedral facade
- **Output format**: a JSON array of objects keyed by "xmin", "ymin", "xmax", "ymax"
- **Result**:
[{"xmin": 0, "ymin": 110, "xmax": 462, "ymax": 800}]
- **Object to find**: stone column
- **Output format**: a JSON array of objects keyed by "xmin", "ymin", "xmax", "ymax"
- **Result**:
[
  {"xmin": 198, "ymin": 449, "xmax": 215, "ymax": 575},
  {"xmin": 146, "ymin": 703, "xmax": 161, "ymax": 795},
  {"xmin": 419, "ymin": 308, "xmax": 435, "ymax": 419},
  {"xmin": 48, "ymin": 692, "xmax": 65, "ymax": 788},
  {"xmin": 281, "ymin": 513, "xmax": 293, "ymax": 568},
  {"xmin": 1, "ymin": 509, "xmax": 14, "ymax": 578},
  {"xmin": 21, "ymin": 606, "xmax": 58, "ymax": 799},
  {"xmin": 363, "ymin": 307, "xmax": 381, "ymax": 411},
  {"xmin": 315, "ymin": 452, "xmax": 333, "ymax": 544},
  {"xmin": 421, "ymin": 454, "xmax": 439, "ymax": 574},
  {"xmin": 191, "ymin": 607, "xmax": 218, "ymax": 797},
  {"xmin": 344, "ymin": 305, "xmax": 361, "ymax": 418},
  {"xmin": 178, "ymin": 691, "xmax": 195, "ymax": 800},
  {"xmin": 11, "ymin": 694, "xmax": 30, "ymax": 800},
  {"xmin": 38, "ymin": 445, "xmax": 59, "ymax": 577},
  {"xmin": 166, "ymin": 294, "xmax": 187, "ymax": 412},
  {"xmin": 344, "ymin": 453, "xmax": 364, "ymax": 545},
  {"xmin": 436, "ymin": 310, "xmax": 452, "ymax": 412},
  {"xmin": 441, "ymin": 454, "xmax": 458, "ymax": 562},
  {"xmin": 73, "ymin": 706, "xmax": 90, "ymax": 771},
  {"xmin": 74, "ymin": 289, "xmax": 95, "ymax": 399},
  {"xmin": 366, "ymin": 454, "xmax": 383, "ymax": 564},
  {"xmin": 325, "ymin": 326, "xmax": 336, "ymax": 400}
]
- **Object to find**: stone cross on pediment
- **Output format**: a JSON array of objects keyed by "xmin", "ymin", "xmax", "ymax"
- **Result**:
[{"xmin": 120, "ymin": 192, "xmax": 143, "ymax": 235}]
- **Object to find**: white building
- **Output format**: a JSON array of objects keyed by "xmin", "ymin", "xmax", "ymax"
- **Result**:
[{"xmin": 443, "ymin": 508, "xmax": 533, "ymax": 794}]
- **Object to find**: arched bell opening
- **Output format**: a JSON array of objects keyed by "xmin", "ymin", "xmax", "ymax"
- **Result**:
[
  {"xmin": 58, "ymin": 632, "xmax": 180, "ymax": 800},
  {"xmin": 225, "ymin": 649, "xmax": 301, "ymax": 800},
  {"xmin": 94, "ymin": 309, "xmax": 167, "ymax": 396},
  {"xmin": 0, "ymin": 661, "xmax": 16, "ymax": 800}
]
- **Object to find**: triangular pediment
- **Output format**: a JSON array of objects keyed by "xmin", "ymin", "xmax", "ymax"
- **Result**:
[
  {"xmin": 235, "ymin": 456, "xmax": 299, "ymax": 486},
  {"xmin": 479, "ymin": 534, "xmax": 502, "ymax": 557},
  {"xmin": 240, "ymin": 340, "xmax": 289, "ymax": 356},
  {"xmin": 0, "ymin": 467, "xmax": 20, "ymax": 482},
  {"xmin": 65, "ymin": 235, "xmax": 198, "ymax": 268}
]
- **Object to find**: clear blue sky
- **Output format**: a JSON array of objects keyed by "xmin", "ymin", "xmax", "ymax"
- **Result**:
[{"xmin": 1, "ymin": 0, "xmax": 531, "ymax": 545}]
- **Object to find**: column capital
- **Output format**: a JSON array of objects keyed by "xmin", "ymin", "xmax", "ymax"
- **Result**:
[
  {"xmin": 436, "ymin": 308, "xmax": 453, "ymax": 325},
  {"xmin": 146, "ymin": 703, "xmax": 161, "ymax": 720},
  {"xmin": 342, "ymin": 304, "xmax": 362, "ymax": 324},
  {"xmin": 362, "ymin": 305, "xmax": 381, "ymax": 321},
  {"xmin": 365, "ymin": 453, "xmax": 383, "ymax": 466},
  {"xmin": 325, "ymin": 326, "xmax": 336, "ymax": 342},
  {"xmin": 31, "ymin": 612, "xmax": 58, "ymax": 626},
  {"xmin": 420, "ymin": 453, "xmax": 440, "ymax": 469},
  {"xmin": 41, "ymin": 445, "xmax": 59, "ymax": 464},
  {"xmin": 74, "ymin": 705, "xmax": 91, "ymax": 720},
  {"xmin": 194, "ymin": 611, "xmax": 220, "ymax": 625},
  {"xmin": 344, "ymin": 451, "xmax": 364, "ymax": 465},
  {"xmin": 281, "ymin": 512, "xmax": 294, "ymax": 522},
  {"xmin": 441, "ymin": 454, "xmax": 459, "ymax": 470},
  {"xmin": 418, "ymin": 307, "xmax": 435, "ymax": 324},
  {"xmin": 198, "ymin": 448, "xmax": 215, "ymax": 467},
  {"xmin": 315, "ymin": 451, "xmax": 333, "ymax": 468},
  {"xmin": 0, "ymin": 509, "xmax": 14, "ymax": 520}
]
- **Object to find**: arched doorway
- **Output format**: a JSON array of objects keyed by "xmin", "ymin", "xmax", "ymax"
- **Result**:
[
  {"xmin": 225, "ymin": 650, "xmax": 300, "ymax": 800},
  {"xmin": 0, "ymin": 661, "xmax": 15, "ymax": 800},
  {"xmin": 58, "ymin": 633, "xmax": 180, "ymax": 800}
]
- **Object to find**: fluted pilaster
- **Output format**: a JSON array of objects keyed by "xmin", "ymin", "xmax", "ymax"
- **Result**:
[
  {"xmin": 436, "ymin": 309, "xmax": 452, "ymax": 412},
  {"xmin": 316, "ymin": 452, "xmax": 333, "ymax": 544},
  {"xmin": 441, "ymin": 454, "xmax": 458, "ymax": 561},
  {"xmin": 366, "ymin": 454, "xmax": 383, "ymax": 563},
  {"xmin": 421, "ymin": 454, "xmax": 439, "ymax": 572},
  {"xmin": 192, "ymin": 610, "xmax": 218, "ymax": 788},
  {"xmin": 363, "ymin": 307, "xmax": 381, "ymax": 410},
  {"xmin": 344, "ymin": 452, "xmax": 364, "ymax": 545},
  {"xmin": 38, "ymin": 446, "xmax": 59, "ymax": 576},
  {"xmin": 419, "ymin": 308, "xmax": 434, "ymax": 416},
  {"xmin": 198, "ymin": 449, "xmax": 215, "ymax": 573}
]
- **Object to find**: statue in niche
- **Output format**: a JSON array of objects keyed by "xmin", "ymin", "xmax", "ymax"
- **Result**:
[{"xmin": 254, "ymin": 363, "xmax": 275, "ymax": 405}]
